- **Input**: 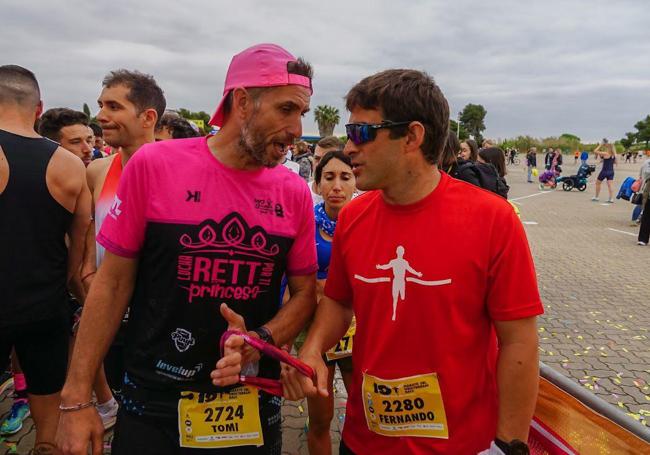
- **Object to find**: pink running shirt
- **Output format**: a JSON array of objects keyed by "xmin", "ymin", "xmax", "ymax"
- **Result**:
[{"xmin": 97, "ymin": 136, "xmax": 317, "ymax": 396}]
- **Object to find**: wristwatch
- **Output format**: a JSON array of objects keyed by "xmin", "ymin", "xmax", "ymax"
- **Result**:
[
  {"xmin": 494, "ymin": 438, "xmax": 529, "ymax": 455},
  {"xmin": 253, "ymin": 326, "xmax": 275, "ymax": 346}
]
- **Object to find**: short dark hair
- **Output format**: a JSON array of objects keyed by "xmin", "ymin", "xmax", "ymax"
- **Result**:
[
  {"xmin": 102, "ymin": 69, "xmax": 166, "ymax": 127},
  {"xmin": 221, "ymin": 57, "xmax": 313, "ymax": 119},
  {"xmin": 314, "ymin": 150, "xmax": 353, "ymax": 184},
  {"xmin": 316, "ymin": 135, "xmax": 343, "ymax": 151},
  {"xmin": 0, "ymin": 65, "xmax": 40, "ymax": 107},
  {"xmin": 462, "ymin": 139, "xmax": 479, "ymax": 161},
  {"xmin": 38, "ymin": 108, "xmax": 89, "ymax": 142},
  {"xmin": 158, "ymin": 112, "xmax": 201, "ymax": 139},
  {"xmin": 479, "ymin": 147, "xmax": 507, "ymax": 177},
  {"xmin": 89, "ymin": 122, "xmax": 103, "ymax": 137},
  {"xmin": 345, "ymin": 69, "xmax": 449, "ymax": 165}
]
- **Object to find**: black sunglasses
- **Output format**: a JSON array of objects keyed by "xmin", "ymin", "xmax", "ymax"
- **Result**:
[{"xmin": 345, "ymin": 121, "xmax": 412, "ymax": 145}]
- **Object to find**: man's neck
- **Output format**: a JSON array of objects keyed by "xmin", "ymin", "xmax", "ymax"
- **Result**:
[
  {"xmin": 381, "ymin": 165, "xmax": 441, "ymax": 206},
  {"xmin": 0, "ymin": 114, "xmax": 39, "ymax": 138},
  {"xmin": 118, "ymin": 133, "xmax": 154, "ymax": 166},
  {"xmin": 207, "ymin": 128, "xmax": 262, "ymax": 171}
]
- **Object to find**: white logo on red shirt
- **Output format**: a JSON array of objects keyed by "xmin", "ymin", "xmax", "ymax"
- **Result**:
[
  {"xmin": 108, "ymin": 195, "xmax": 122, "ymax": 220},
  {"xmin": 354, "ymin": 245, "xmax": 451, "ymax": 321}
]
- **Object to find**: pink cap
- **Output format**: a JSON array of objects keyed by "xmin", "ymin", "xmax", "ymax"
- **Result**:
[{"xmin": 208, "ymin": 43, "xmax": 312, "ymax": 127}]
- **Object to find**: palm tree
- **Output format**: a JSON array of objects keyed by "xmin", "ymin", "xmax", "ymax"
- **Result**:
[{"xmin": 314, "ymin": 105, "xmax": 340, "ymax": 137}]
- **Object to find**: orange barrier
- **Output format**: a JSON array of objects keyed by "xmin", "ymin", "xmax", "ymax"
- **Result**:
[{"xmin": 529, "ymin": 367, "xmax": 649, "ymax": 454}]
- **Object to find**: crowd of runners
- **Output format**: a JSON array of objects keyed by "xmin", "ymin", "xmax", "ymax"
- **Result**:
[{"xmin": 2, "ymin": 41, "xmax": 644, "ymax": 455}]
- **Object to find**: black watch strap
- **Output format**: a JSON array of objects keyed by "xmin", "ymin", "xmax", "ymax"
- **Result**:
[
  {"xmin": 253, "ymin": 326, "xmax": 275, "ymax": 346},
  {"xmin": 494, "ymin": 438, "xmax": 529, "ymax": 455}
]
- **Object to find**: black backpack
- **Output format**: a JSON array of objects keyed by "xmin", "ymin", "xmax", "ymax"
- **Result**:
[{"xmin": 455, "ymin": 161, "xmax": 509, "ymax": 199}]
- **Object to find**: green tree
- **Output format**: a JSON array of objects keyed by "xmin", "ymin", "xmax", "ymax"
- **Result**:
[
  {"xmin": 511, "ymin": 135, "xmax": 537, "ymax": 151},
  {"xmin": 620, "ymin": 132, "xmax": 636, "ymax": 150},
  {"xmin": 634, "ymin": 115, "xmax": 650, "ymax": 149},
  {"xmin": 82, "ymin": 103, "xmax": 92, "ymax": 119},
  {"xmin": 177, "ymin": 108, "xmax": 212, "ymax": 133},
  {"xmin": 559, "ymin": 133, "xmax": 581, "ymax": 151},
  {"xmin": 449, "ymin": 119, "xmax": 469, "ymax": 140},
  {"xmin": 313, "ymin": 105, "xmax": 340, "ymax": 137},
  {"xmin": 459, "ymin": 104, "xmax": 487, "ymax": 144}
]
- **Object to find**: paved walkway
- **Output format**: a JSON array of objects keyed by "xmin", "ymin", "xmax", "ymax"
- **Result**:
[
  {"xmin": 1, "ymin": 155, "xmax": 648, "ymax": 454},
  {"xmin": 509, "ymin": 157, "xmax": 649, "ymax": 429}
]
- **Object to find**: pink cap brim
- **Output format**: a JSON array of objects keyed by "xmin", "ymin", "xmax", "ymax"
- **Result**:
[{"xmin": 208, "ymin": 92, "xmax": 229, "ymax": 127}]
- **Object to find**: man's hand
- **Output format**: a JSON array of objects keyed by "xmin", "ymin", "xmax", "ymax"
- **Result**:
[
  {"xmin": 56, "ymin": 406, "xmax": 104, "ymax": 455},
  {"xmin": 210, "ymin": 303, "xmax": 260, "ymax": 387},
  {"xmin": 281, "ymin": 348, "xmax": 329, "ymax": 401}
]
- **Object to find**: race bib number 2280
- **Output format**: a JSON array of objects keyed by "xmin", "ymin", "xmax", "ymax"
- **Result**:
[{"xmin": 362, "ymin": 372, "xmax": 449, "ymax": 439}]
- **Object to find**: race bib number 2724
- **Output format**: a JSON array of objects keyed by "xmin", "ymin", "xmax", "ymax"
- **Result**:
[{"xmin": 178, "ymin": 386, "xmax": 264, "ymax": 449}]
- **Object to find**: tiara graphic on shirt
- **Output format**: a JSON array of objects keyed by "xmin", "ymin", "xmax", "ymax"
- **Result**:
[{"xmin": 179, "ymin": 213, "xmax": 280, "ymax": 257}]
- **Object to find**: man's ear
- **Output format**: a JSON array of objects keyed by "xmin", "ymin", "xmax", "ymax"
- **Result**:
[
  {"xmin": 231, "ymin": 87, "xmax": 256, "ymax": 121},
  {"xmin": 141, "ymin": 108, "xmax": 158, "ymax": 129},
  {"xmin": 35, "ymin": 100, "xmax": 44, "ymax": 120},
  {"xmin": 404, "ymin": 121, "xmax": 426, "ymax": 153}
]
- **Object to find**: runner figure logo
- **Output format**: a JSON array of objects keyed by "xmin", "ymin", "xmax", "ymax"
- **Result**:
[
  {"xmin": 171, "ymin": 328, "xmax": 196, "ymax": 353},
  {"xmin": 354, "ymin": 245, "xmax": 451, "ymax": 321}
]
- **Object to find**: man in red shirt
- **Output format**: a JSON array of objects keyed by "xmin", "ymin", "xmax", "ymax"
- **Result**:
[{"xmin": 283, "ymin": 69, "xmax": 543, "ymax": 454}]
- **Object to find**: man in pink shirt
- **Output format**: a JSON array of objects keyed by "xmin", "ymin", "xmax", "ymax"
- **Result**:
[{"xmin": 56, "ymin": 44, "xmax": 317, "ymax": 455}]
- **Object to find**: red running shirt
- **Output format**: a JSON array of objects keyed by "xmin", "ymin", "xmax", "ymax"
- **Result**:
[{"xmin": 325, "ymin": 172, "xmax": 544, "ymax": 454}]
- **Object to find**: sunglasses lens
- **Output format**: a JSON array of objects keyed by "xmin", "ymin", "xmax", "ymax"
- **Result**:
[
  {"xmin": 346, "ymin": 124, "xmax": 361, "ymax": 145},
  {"xmin": 346, "ymin": 124, "xmax": 370, "ymax": 145}
]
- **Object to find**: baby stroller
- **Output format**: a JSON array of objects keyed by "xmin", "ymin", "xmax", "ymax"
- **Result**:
[
  {"xmin": 539, "ymin": 165, "xmax": 560, "ymax": 190},
  {"xmin": 556, "ymin": 163, "xmax": 596, "ymax": 192}
]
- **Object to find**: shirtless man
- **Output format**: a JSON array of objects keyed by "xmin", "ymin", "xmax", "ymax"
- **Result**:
[
  {"xmin": 38, "ymin": 108, "xmax": 94, "ymax": 167},
  {"xmin": 0, "ymin": 65, "xmax": 90, "ymax": 455},
  {"xmin": 34, "ymin": 105, "xmax": 120, "ymax": 428}
]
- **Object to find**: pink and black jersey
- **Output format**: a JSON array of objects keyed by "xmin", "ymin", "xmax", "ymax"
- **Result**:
[{"xmin": 98, "ymin": 137, "xmax": 317, "ymax": 400}]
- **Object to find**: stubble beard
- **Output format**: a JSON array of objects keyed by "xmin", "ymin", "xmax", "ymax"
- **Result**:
[{"xmin": 239, "ymin": 115, "xmax": 278, "ymax": 169}]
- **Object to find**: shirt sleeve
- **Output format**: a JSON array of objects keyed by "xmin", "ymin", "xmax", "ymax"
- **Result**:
[
  {"xmin": 96, "ymin": 148, "xmax": 150, "ymax": 258},
  {"xmin": 323, "ymin": 207, "xmax": 352, "ymax": 303},
  {"xmin": 286, "ymin": 182, "xmax": 318, "ymax": 276},
  {"xmin": 486, "ymin": 205, "xmax": 544, "ymax": 321}
]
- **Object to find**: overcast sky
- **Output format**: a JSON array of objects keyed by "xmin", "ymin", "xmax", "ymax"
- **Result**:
[{"xmin": 3, "ymin": 0, "xmax": 649, "ymax": 142}]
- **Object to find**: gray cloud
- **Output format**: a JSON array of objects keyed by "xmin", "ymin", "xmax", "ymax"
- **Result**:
[{"xmin": 2, "ymin": 0, "xmax": 648, "ymax": 142}]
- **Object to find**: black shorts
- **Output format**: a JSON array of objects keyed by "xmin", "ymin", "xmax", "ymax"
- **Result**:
[
  {"xmin": 112, "ymin": 392, "xmax": 282, "ymax": 455},
  {"xmin": 597, "ymin": 170, "xmax": 614, "ymax": 181},
  {"xmin": 0, "ymin": 314, "xmax": 69, "ymax": 395}
]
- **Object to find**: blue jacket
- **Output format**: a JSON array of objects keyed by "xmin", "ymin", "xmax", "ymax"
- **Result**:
[{"xmin": 617, "ymin": 176, "xmax": 636, "ymax": 200}]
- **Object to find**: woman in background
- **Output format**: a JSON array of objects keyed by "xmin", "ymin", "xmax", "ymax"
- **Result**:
[
  {"xmin": 592, "ymin": 139, "xmax": 617, "ymax": 203},
  {"xmin": 291, "ymin": 151, "xmax": 356, "ymax": 455}
]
